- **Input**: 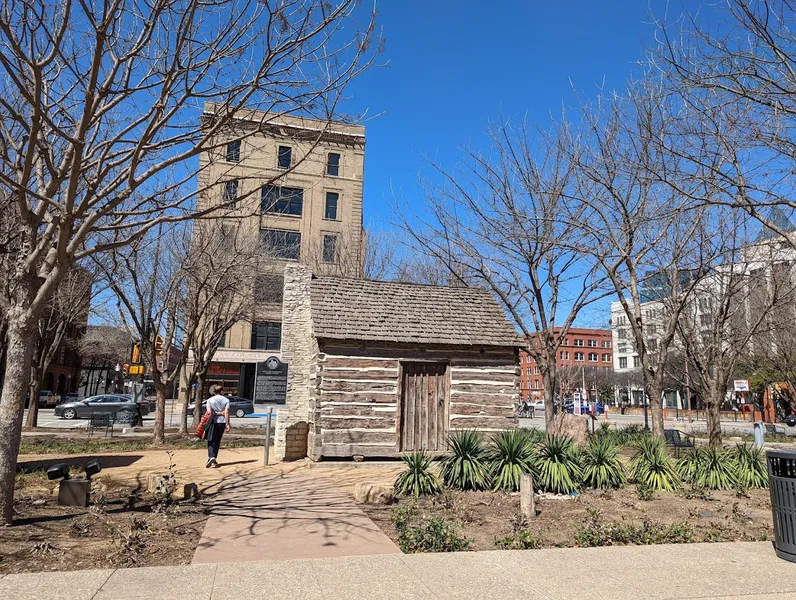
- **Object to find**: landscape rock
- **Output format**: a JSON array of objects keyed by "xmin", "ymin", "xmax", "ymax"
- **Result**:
[
  {"xmin": 353, "ymin": 482, "xmax": 395, "ymax": 505},
  {"xmin": 183, "ymin": 483, "xmax": 200, "ymax": 500},
  {"xmin": 553, "ymin": 412, "xmax": 590, "ymax": 445},
  {"xmin": 32, "ymin": 499, "xmax": 46, "ymax": 507}
]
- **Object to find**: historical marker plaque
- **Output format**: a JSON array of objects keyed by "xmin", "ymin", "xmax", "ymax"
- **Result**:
[{"xmin": 254, "ymin": 356, "xmax": 288, "ymax": 405}]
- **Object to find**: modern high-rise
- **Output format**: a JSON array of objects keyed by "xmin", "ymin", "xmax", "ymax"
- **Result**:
[{"xmin": 191, "ymin": 105, "xmax": 366, "ymax": 398}]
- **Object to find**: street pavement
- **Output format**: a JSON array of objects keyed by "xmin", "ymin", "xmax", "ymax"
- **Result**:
[{"xmin": 2, "ymin": 542, "xmax": 795, "ymax": 599}]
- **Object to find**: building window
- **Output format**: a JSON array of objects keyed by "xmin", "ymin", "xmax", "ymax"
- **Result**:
[
  {"xmin": 226, "ymin": 140, "xmax": 240, "ymax": 162},
  {"xmin": 565, "ymin": 351, "xmax": 570, "ymax": 360},
  {"xmin": 588, "ymin": 340, "xmax": 597, "ymax": 347},
  {"xmin": 261, "ymin": 185, "xmax": 303, "ymax": 216},
  {"xmin": 619, "ymin": 357, "xmax": 628, "ymax": 369},
  {"xmin": 327, "ymin": 152, "xmax": 340, "ymax": 176},
  {"xmin": 602, "ymin": 353, "xmax": 611, "ymax": 362},
  {"xmin": 251, "ymin": 322, "xmax": 281, "ymax": 351},
  {"xmin": 560, "ymin": 351, "xmax": 565, "ymax": 360},
  {"xmin": 699, "ymin": 314, "xmax": 712, "ymax": 327},
  {"xmin": 534, "ymin": 380, "xmax": 540, "ymax": 389},
  {"xmin": 222, "ymin": 180, "xmax": 238, "ymax": 206},
  {"xmin": 527, "ymin": 367, "xmax": 531, "ymax": 376},
  {"xmin": 278, "ymin": 145, "xmax": 292, "ymax": 168},
  {"xmin": 633, "ymin": 356, "xmax": 641, "ymax": 368},
  {"xmin": 218, "ymin": 331, "xmax": 226, "ymax": 348},
  {"xmin": 647, "ymin": 324, "xmax": 657, "ymax": 334},
  {"xmin": 260, "ymin": 229, "xmax": 301, "ymax": 260},
  {"xmin": 322, "ymin": 234, "xmax": 337, "ymax": 263},
  {"xmin": 588, "ymin": 352, "xmax": 598, "ymax": 362},
  {"xmin": 533, "ymin": 366, "xmax": 539, "ymax": 375},
  {"xmin": 618, "ymin": 329, "xmax": 627, "ymax": 340},
  {"xmin": 324, "ymin": 192, "xmax": 339, "ymax": 220},
  {"xmin": 563, "ymin": 338, "xmax": 569, "ymax": 345},
  {"xmin": 575, "ymin": 352, "xmax": 584, "ymax": 362},
  {"xmin": 601, "ymin": 340, "xmax": 612, "ymax": 348},
  {"xmin": 648, "ymin": 338, "xmax": 659, "ymax": 351},
  {"xmin": 574, "ymin": 339, "xmax": 584, "ymax": 347}
]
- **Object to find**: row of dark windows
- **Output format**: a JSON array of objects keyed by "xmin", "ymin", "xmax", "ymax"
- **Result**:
[
  {"xmin": 259, "ymin": 229, "xmax": 338, "ymax": 264},
  {"xmin": 225, "ymin": 140, "xmax": 341, "ymax": 177},
  {"xmin": 222, "ymin": 182, "xmax": 339, "ymax": 222}
]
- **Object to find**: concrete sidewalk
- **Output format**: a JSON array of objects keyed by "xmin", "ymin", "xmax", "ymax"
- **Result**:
[
  {"xmin": 3, "ymin": 542, "xmax": 796, "ymax": 599},
  {"xmin": 192, "ymin": 473, "xmax": 400, "ymax": 563}
]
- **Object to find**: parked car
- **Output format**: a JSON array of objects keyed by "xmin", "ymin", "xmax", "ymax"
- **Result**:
[
  {"xmin": 531, "ymin": 400, "xmax": 546, "ymax": 413},
  {"xmin": 38, "ymin": 390, "xmax": 58, "ymax": 408},
  {"xmin": 187, "ymin": 396, "xmax": 255, "ymax": 418},
  {"xmin": 54, "ymin": 394, "xmax": 148, "ymax": 420}
]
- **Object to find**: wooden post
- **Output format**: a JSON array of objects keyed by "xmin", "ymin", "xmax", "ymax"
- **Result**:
[{"xmin": 520, "ymin": 473, "xmax": 535, "ymax": 519}]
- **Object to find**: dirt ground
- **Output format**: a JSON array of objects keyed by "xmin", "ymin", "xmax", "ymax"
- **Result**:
[{"xmin": 361, "ymin": 486, "xmax": 774, "ymax": 551}]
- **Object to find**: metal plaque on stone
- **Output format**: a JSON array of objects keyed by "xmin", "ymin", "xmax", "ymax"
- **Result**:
[{"xmin": 254, "ymin": 356, "xmax": 288, "ymax": 405}]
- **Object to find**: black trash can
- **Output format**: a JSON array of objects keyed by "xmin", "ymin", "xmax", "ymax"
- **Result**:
[{"xmin": 767, "ymin": 449, "xmax": 796, "ymax": 562}]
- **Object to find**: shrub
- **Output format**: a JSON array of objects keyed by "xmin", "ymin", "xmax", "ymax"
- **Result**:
[
  {"xmin": 487, "ymin": 429, "xmax": 538, "ymax": 492},
  {"xmin": 536, "ymin": 434, "xmax": 582, "ymax": 495},
  {"xmin": 395, "ymin": 452, "xmax": 442, "ymax": 497},
  {"xmin": 392, "ymin": 505, "xmax": 470, "ymax": 553},
  {"xmin": 629, "ymin": 437, "xmax": 680, "ymax": 491},
  {"xmin": 439, "ymin": 430, "xmax": 491, "ymax": 490},
  {"xmin": 677, "ymin": 446, "xmax": 737, "ymax": 490},
  {"xmin": 496, "ymin": 529, "xmax": 542, "ymax": 550},
  {"xmin": 635, "ymin": 482, "xmax": 654, "ymax": 501},
  {"xmin": 732, "ymin": 444, "xmax": 769, "ymax": 489},
  {"xmin": 574, "ymin": 509, "xmax": 695, "ymax": 547},
  {"xmin": 581, "ymin": 437, "xmax": 626, "ymax": 489}
]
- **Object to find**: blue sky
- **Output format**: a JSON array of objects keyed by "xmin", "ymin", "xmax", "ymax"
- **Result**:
[{"xmin": 342, "ymin": 0, "xmax": 700, "ymax": 327}]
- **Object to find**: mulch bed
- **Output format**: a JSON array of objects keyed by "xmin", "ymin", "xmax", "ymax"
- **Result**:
[
  {"xmin": 0, "ymin": 476, "xmax": 210, "ymax": 574},
  {"xmin": 361, "ymin": 486, "xmax": 774, "ymax": 550}
]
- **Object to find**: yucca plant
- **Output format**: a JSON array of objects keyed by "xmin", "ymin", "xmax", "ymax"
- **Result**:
[
  {"xmin": 536, "ymin": 434, "xmax": 583, "ymax": 495},
  {"xmin": 629, "ymin": 437, "xmax": 680, "ymax": 491},
  {"xmin": 439, "ymin": 430, "xmax": 491, "ymax": 490},
  {"xmin": 581, "ymin": 436, "xmax": 627, "ymax": 489},
  {"xmin": 487, "ymin": 429, "xmax": 538, "ymax": 492},
  {"xmin": 733, "ymin": 444, "xmax": 768, "ymax": 489},
  {"xmin": 395, "ymin": 452, "xmax": 442, "ymax": 497},
  {"xmin": 677, "ymin": 446, "xmax": 737, "ymax": 490}
]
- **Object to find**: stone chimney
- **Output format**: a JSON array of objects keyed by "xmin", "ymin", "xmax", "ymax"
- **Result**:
[{"xmin": 275, "ymin": 264, "xmax": 316, "ymax": 461}]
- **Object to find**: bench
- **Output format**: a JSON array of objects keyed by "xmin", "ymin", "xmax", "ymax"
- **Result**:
[
  {"xmin": 765, "ymin": 423, "xmax": 786, "ymax": 436},
  {"xmin": 88, "ymin": 413, "xmax": 115, "ymax": 438},
  {"xmin": 664, "ymin": 428, "xmax": 695, "ymax": 457}
]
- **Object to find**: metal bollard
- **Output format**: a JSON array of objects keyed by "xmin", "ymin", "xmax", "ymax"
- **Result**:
[
  {"xmin": 754, "ymin": 421, "xmax": 765, "ymax": 448},
  {"xmin": 263, "ymin": 411, "xmax": 272, "ymax": 466}
]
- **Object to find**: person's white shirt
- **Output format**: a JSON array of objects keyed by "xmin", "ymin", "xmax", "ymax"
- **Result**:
[{"xmin": 207, "ymin": 394, "xmax": 230, "ymax": 424}]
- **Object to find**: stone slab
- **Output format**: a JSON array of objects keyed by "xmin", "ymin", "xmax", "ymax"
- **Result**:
[
  {"xmin": 94, "ymin": 564, "xmax": 217, "ymax": 600},
  {"xmin": 192, "ymin": 473, "xmax": 400, "ymax": 564},
  {"xmin": 0, "ymin": 569, "xmax": 114, "ymax": 600}
]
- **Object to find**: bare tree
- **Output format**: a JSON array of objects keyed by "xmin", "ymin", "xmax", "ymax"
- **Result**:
[
  {"xmin": 78, "ymin": 325, "xmax": 133, "ymax": 396},
  {"xmin": 25, "ymin": 266, "xmax": 93, "ymax": 428},
  {"xmin": 0, "ymin": 0, "xmax": 377, "ymax": 523},
  {"xmin": 396, "ymin": 120, "xmax": 606, "ymax": 431},
  {"xmin": 652, "ymin": 0, "xmax": 796, "ymax": 246}
]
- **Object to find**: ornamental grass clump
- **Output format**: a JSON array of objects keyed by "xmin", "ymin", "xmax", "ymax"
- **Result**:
[
  {"xmin": 394, "ymin": 452, "xmax": 442, "ymax": 497},
  {"xmin": 581, "ymin": 436, "xmax": 627, "ymax": 489},
  {"xmin": 536, "ymin": 434, "xmax": 582, "ymax": 495},
  {"xmin": 677, "ymin": 446, "xmax": 737, "ymax": 491},
  {"xmin": 629, "ymin": 437, "xmax": 680, "ymax": 491},
  {"xmin": 487, "ymin": 429, "xmax": 538, "ymax": 492},
  {"xmin": 732, "ymin": 444, "xmax": 769, "ymax": 489},
  {"xmin": 439, "ymin": 430, "xmax": 491, "ymax": 491}
]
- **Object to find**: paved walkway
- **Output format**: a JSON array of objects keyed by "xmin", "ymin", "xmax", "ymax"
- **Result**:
[
  {"xmin": 3, "ymin": 542, "xmax": 796, "ymax": 599},
  {"xmin": 192, "ymin": 472, "xmax": 400, "ymax": 563}
]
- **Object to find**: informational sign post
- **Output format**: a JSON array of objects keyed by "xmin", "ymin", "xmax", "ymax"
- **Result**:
[
  {"xmin": 254, "ymin": 356, "xmax": 288, "ymax": 405},
  {"xmin": 734, "ymin": 380, "xmax": 750, "ymax": 392}
]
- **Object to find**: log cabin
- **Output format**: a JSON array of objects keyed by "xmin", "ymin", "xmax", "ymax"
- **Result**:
[{"xmin": 276, "ymin": 265, "xmax": 521, "ymax": 461}]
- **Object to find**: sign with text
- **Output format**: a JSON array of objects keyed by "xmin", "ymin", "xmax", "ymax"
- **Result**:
[
  {"xmin": 254, "ymin": 356, "xmax": 288, "ymax": 405},
  {"xmin": 733, "ymin": 380, "xmax": 750, "ymax": 393}
]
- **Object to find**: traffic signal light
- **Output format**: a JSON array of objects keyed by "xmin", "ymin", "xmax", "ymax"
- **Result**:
[
  {"xmin": 123, "ymin": 364, "xmax": 129, "ymax": 376},
  {"xmin": 131, "ymin": 343, "xmax": 141, "ymax": 364},
  {"xmin": 155, "ymin": 336, "xmax": 164, "ymax": 355}
]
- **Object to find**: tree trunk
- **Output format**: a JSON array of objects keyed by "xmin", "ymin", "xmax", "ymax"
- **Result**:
[
  {"xmin": 0, "ymin": 317, "xmax": 37, "ymax": 525},
  {"xmin": 152, "ymin": 377, "xmax": 168, "ymax": 445},
  {"xmin": 177, "ymin": 365, "xmax": 192, "ymax": 436},
  {"xmin": 191, "ymin": 371, "xmax": 206, "ymax": 429},
  {"xmin": 542, "ymin": 365, "xmax": 557, "ymax": 434},
  {"xmin": 706, "ymin": 379, "xmax": 724, "ymax": 448},
  {"xmin": 647, "ymin": 379, "xmax": 665, "ymax": 439},
  {"xmin": 24, "ymin": 378, "xmax": 42, "ymax": 430}
]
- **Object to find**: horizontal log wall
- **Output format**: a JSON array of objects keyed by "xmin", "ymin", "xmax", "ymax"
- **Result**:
[{"xmin": 314, "ymin": 341, "xmax": 519, "ymax": 458}]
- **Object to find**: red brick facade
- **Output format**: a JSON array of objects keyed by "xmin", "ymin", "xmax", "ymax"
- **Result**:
[{"xmin": 519, "ymin": 328, "xmax": 613, "ymax": 401}]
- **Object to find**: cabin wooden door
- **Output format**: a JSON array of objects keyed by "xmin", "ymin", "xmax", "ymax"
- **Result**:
[{"xmin": 400, "ymin": 362, "xmax": 449, "ymax": 452}]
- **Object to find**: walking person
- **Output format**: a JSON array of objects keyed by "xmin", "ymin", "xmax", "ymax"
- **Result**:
[{"xmin": 205, "ymin": 385, "xmax": 230, "ymax": 468}]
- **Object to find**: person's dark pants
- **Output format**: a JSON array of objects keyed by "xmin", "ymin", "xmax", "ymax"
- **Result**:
[{"xmin": 207, "ymin": 422, "xmax": 226, "ymax": 460}]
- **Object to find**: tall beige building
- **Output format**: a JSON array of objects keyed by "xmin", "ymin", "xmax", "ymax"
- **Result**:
[{"xmin": 192, "ymin": 104, "xmax": 366, "ymax": 399}]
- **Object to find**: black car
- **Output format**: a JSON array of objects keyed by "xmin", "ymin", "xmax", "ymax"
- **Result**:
[{"xmin": 186, "ymin": 395, "xmax": 254, "ymax": 418}]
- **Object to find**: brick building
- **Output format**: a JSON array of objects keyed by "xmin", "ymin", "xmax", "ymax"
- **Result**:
[{"xmin": 519, "ymin": 328, "xmax": 613, "ymax": 401}]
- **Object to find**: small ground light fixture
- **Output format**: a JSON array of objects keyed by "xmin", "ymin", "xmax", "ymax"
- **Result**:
[
  {"xmin": 46, "ymin": 463, "xmax": 70, "ymax": 481},
  {"xmin": 83, "ymin": 460, "xmax": 102, "ymax": 479}
]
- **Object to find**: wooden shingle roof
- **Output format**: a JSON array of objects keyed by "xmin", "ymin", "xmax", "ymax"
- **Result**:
[{"xmin": 309, "ymin": 277, "xmax": 521, "ymax": 347}]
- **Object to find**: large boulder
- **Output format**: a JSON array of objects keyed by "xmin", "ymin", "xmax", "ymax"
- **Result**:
[
  {"xmin": 353, "ymin": 482, "xmax": 395, "ymax": 505},
  {"xmin": 553, "ymin": 413, "xmax": 590, "ymax": 445}
]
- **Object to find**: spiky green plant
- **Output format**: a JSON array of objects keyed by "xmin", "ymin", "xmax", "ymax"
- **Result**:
[
  {"xmin": 439, "ymin": 430, "xmax": 491, "ymax": 490},
  {"xmin": 536, "ymin": 434, "xmax": 583, "ymax": 495},
  {"xmin": 581, "ymin": 436, "xmax": 627, "ymax": 489},
  {"xmin": 629, "ymin": 437, "xmax": 680, "ymax": 491},
  {"xmin": 733, "ymin": 444, "xmax": 768, "ymax": 489},
  {"xmin": 677, "ymin": 446, "xmax": 737, "ymax": 490},
  {"xmin": 487, "ymin": 429, "xmax": 537, "ymax": 492},
  {"xmin": 395, "ymin": 452, "xmax": 442, "ymax": 497}
]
